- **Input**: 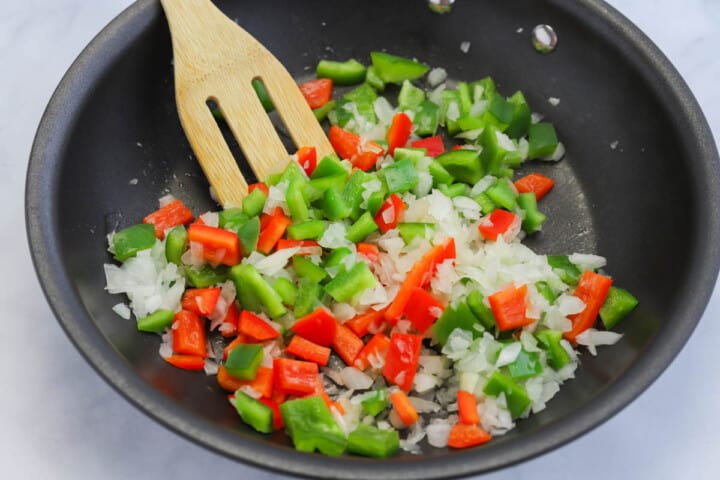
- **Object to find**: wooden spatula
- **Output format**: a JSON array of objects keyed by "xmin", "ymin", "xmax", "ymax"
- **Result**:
[{"xmin": 161, "ymin": 0, "xmax": 334, "ymax": 207}]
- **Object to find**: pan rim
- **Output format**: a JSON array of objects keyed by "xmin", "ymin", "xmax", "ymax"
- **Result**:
[{"xmin": 25, "ymin": 0, "xmax": 720, "ymax": 478}]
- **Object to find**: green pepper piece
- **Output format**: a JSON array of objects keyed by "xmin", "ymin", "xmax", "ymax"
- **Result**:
[
  {"xmin": 332, "ymin": 98, "xmax": 376, "ymax": 131},
  {"xmin": 536, "ymin": 329, "xmax": 572, "ymax": 370},
  {"xmin": 252, "ymin": 79, "xmax": 275, "ymax": 112},
  {"xmin": 599, "ymin": 286, "xmax": 639, "ymax": 329},
  {"xmin": 392, "ymin": 147, "xmax": 426, "ymax": 165},
  {"xmin": 185, "ymin": 265, "xmax": 229, "ymax": 288},
  {"xmin": 466, "ymin": 291, "xmax": 496, "ymax": 330},
  {"xmin": 507, "ymin": 348, "xmax": 543, "ymax": 380},
  {"xmin": 218, "ymin": 208, "xmax": 247, "ymax": 229},
  {"xmin": 440, "ymin": 90, "xmax": 462, "ymax": 135},
  {"xmin": 517, "ymin": 192, "xmax": 547, "ymax": 234},
  {"xmin": 365, "ymin": 65, "xmax": 385, "ymax": 91},
  {"xmin": 483, "ymin": 370, "xmax": 531, "ymax": 418},
  {"xmin": 112, "ymin": 224, "xmax": 156, "ymax": 262},
  {"xmin": 344, "ymin": 83, "xmax": 378, "ymax": 104},
  {"xmin": 317, "ymin": 58, "xmax": 367, "ymax": 85},
  {"xmin": 311, "ymin": 155, "xmax": 349, "ymax": 179},
  {"xmin": 505, "ymin": 91, "xmax": 532, "ymax": 139},
  {"xmin": 229, "ymin": 264, "xmax": 287, "ymax": 318},
  {"xmin": 313, "ymin": 100, "xmax": 337, "ymax": 122},
  {"xmin": 136, "ymin": 309, "xmax": 174, "ymax": 333},
  {"xmin": 428, "ymin": 159, "xmax": 454, "ymax": 186},
  {"xmin": 164, "ymin": 225, "xmax": 187, "ymax": 265},
  {"xmin": 342, "ymin": 170, "xmax": 371, "ymax": 220},
  {"xmin": 457, "ymin": 82, "xmax": 473, "ymax": 114},
  {"xmin": 234, "ymin": 390, "xmax": 274, "ymax": 434},
  {"xmin": 435, "ymin": 149, "xmax": 483, "ymax": 185},
  {"xmin": 279, "ymin": 160, "xmax": 307, "ymax": 186},
  {"xmin": 487, "ymin": 94, "xmax": 515, "ymax": 128},
  {"xmin": 397, "ymin": 223, "xmax": 434, "ymax": 244},
  {"xmin": 273, "ymin": 277, "xmax": 298, "ymax": 307},
  {"xmin": 398, "ymin": 79, "xmax": 426, "ymax": 110},
  {"xmin": 347, "ymin": 424, "xmax": 400, "ymax": 458},
  {"xmin": 292, "ymin": 255, "xmax": 328, "ymax": 283},
  {"xmin": 225, "ymin": 343, "xmax": 264, "ymax": 380},
  {"xmin": 286, "ymin": 179, "xmax": 310, "ymax": 222},
  {"xmin": 414, "ymin": 100, "xmax": 440, "ymax": 137},
  {"xmin": 235, "ymin": 216, "xmax": 260, "ymax": 255},
  {"xmin": 280, "ymin": 396, "xmax": 347, "ymax": 456},
  {"xmin": 287, "ymin": 220, "xmax": 327, "ymax": 240},
  {"xmin": 457, "ymin": 115, "xmax": 485, "ymax": 133},
  {"xmin": 547, "ymin": 255, "xmax": 582, "ymax": 285},
  {"xmin": 479, "ymin": 124, "xmax": 515, "ymax": 176},
  {"xmin": 528, "ymin": 123, "xmax": 559, "ymax": 159},
  {"xmin": 324, "ymin": 247, "xmax": 353, "ymax": 271},
  {"xmin": 438, "ymin": 183, "xmax": 469, "ymax": 198},
  {"xmin": 381, "ymin": 158, "xmax": 419, "ymax": 193},
  {"xmin": 323, "ymin": 188, "xmax": 352, "ymax": 221},
  {"xmin": 265, "ymin": 172, "xmax": 283, "ymax": 186},
  {"xmin": 346, "ymin": 212, "xmax": 379, "ymax": 243},
  {"xmin": 294, "ymin": 279, "xmax": 324, "ymax": 317},
  {"xmin": 432, "ymin": 300, "xmax": 482, "ymax": 346},
  {"xmin": 486, "ymin": 178, "xmax": 517, "ymax": 210},
  {"xmin": 324, "ymin": 261, "xmax": 377, "ymax": 303},
  {"xmin": 366, "ymin": 190, "xmax": 387, "ymax": 216},
  {"xmin": 535, "ymin": 281, "xmax": 559, "ymax": 304},
  {"xmin": 370, "ymin": 52, "xmax": 429, "ymax": 84},
  {"xmin": 472, "ymin": 77, "xmax": 497, "ymax": 102},
  {"xmin": 361, "ymin": 388, "xmax": 389, "ymax": 416},
  {"xmin": 474, "ymin": 192, "xmax": 496, "ymax": 215},
  {"xmin": 307, "ymin": 175, "xmax": 348, "ymax": 203}
]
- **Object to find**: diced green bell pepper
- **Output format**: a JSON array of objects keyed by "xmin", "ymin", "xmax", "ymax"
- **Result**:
[
  {"xmin": 535, "ymin": 281, "xmax": 559, "ymax": 304},
  {"xmin": 252, "ymin": 78, "xmax": 275, "ymax": 112},
  {"xmin": 366, "ymin": 190, "xmax": 386, "ymax": 216},
  {"xmin": 294, "ymin": 279, "xmax": 324, "ymax": 317},
  {"xmin": 280, "ymin": 396, "xmax": 347, "ymax": 456},
  {"xmin": 347, "ymin": 424, "xmax": 400, "ymax": 458},
  {"xmin": 112, "ymin": 224, "xmax": 156, "ymax": 262},
  {"xmin": 229, "ymin": 264, "xmax": 287, "ymax": 318},
  {"xmin": 414, "ymin": 100, "xmax": 440, "ymax": 137},
  {"xmin": 438, "ymin": 183, "xmax": 469, "ymax": 198},
  {"xmin": 218, "ymin": 208, "xmax": 247, "ymax": 229},
  {"xmin": 483, "ymin": 370, "xmax": 531, "ymax": 418},
  {"xmin": 474, "ymin": 192, "xmax": 496, "ymax": 215},
  {"xmin": 599, "ymin": 286, "xmax": 639, "ymax": 329},
  {"xmin": 536, "ymin": 329, "xmax": 572, "ymax": 370},
  {"xmin": 311, "ymin": 155, "xmax": 349, "ymax": 179},
  {"xmin": 547, "ymin": 255, "xmax": 582, "ymax": 285},
  {"xmin": 528, "ymin": 122, "xmax": 559, "ymax": 159},
  {"xmin": 370, "ymin": 52, "xmax": 429, "ymax": 84},
  {"xmin": 287, "ymin": 220, "xmax": 327, "ymax": 240},
  {"xmin": 361, "ymin": 388, "xmax": 389, "ymax": 416},
  {"xmin": 342, "ymin": 170, "xmax": 371, "ymax": 220},
  {"xmin": 507, "ymin": 348, "xmax": 543, "ymax": 380},
  {"xmin": 398, "ymin": 79, "xmax": 425, "ymax": 110},
  {"xmin": 307, "ymin": 175, "xmax": 348, "ymax": 203},
  {"xmin": 236, "ymin": 216, "xmax": 260, "ymax": 255},
  {"xmin": 324, "ymin": 261, "xmax": 377, "ymax": 303},
  {"xmin": 225, "ymin": 343, "xmax": 264, "ymax": 380},
  {"xmin": 487, "ymin": 94, "xmax": 515, "ymax": 129},
  {"xmin": 392, "ymin": 147, "xmax": 426, "ymax": 165},
  {"xmin": 316, "ymin": 58, "xmax": 367, "ymax": 85},
  {"xmin": 324, "ymin": 247, "xmax": 353, "ymax": 272},
  {"xmin": 435, "ymin": 149, "xmax": 483, "ymax": 185},
  {"xmin": 345, "ymin": 212, "xmax": 379, "ymax": 243},
  {"xmin": 397, "ymin": 222, "xmax": 434, "ymax": 244},
  {"xmin": 428, "ymin": 159, "xmax": 454, "ymax": 186},
  {"xmin": 273, "ymin": 277, "xmax": 298, "ymax": 307},
  {"xmin": 286, "ymin": 179, "xmax": 310, "ymax": 222},
  {"xmin": 505, "ymin": 91, "xmax": 532, "ymax": 139},
  {"xmin": 485, "ymin": 178, "xmax": 517, "ymax": 210},
  {"xmin": 292, "ymin": 255, "xmax": 328, "ymax": 283},
  {"xmin": 381, "ymin": 158, "xmax": 419, "ymax": 193},
  {"xmin": 517, "ymin": 192, "xmax": 547, "ymax": 234},
  {"xmin": 479, "ymin": 124, "xmax": 516, "ymax": 176},
  {"xmin": 164, "ymin": 225, "xmax": 187, "ymax": 265},
  {"xmin": 136, "ymin": 309, "xmax": 174, "ymax": 333},
  {"xmin": 365, "ymin": 65, "xmax": 386, "ymax": 92},
  {"xmin": 432, "ymin": 300, "xmax": 482, "ymax": 346},
  {"xmin": 323, "ymin": 188, "xmax": 352, "ymax": 220},
  {"xmin": 466, "ymin": 291, "xmax": 496, "ymax": 330},
  {"xmin": 234, "ymin": 390, "xmax": 274, "ymax": 434},
  {"xmin": 471, "ymin": 77, "xmax": 497, "ymax": 102},
  {"xmin": 457, "ymin": 82, "xmax": 473, "ymax": 114},
  {"xmin": 313, "ymin": 100, "xmax": 337, "ymax": 122},
  {"xmin": 185, "ymin": 265, "xmax": 228, "ymax": 288}
]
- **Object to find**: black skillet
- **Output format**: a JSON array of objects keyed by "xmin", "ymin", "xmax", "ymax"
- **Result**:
[{"xmin": 25, "ymin": 0, "xmax": 720, "ymax": 478}]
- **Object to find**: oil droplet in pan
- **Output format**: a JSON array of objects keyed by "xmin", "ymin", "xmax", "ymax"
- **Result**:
[
  {"xmin": 427, "ymin": 0, "xmax": 455, "ymax": 14},
  {"xmin": 532, "ymin": 24, "xmax": 558, "ymax": 53}
]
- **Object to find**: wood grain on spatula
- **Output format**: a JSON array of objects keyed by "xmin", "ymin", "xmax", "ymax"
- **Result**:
[{"xmin": 161, "ymin": 0, "xmax": 334, "ymax": 207}]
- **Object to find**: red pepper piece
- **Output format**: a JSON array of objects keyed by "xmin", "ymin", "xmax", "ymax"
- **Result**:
[
  {"xmin": 514, "ymin": 173, "xmax": 555, "ymax": 201},
  {"xmin": 275, "ymin": 239, "xmax": 322, "ymax": 256},
  {"xmin": 382, "ymin": 333, "xmax": 422, "ymax": 392},
  {"xmin": 296, "ymin": 146, "xmax": 318, "ymax": 177},
  {"xmin": 457, "ymin": 390, "xmax": 480, "ymax": 425},
  {"xmin": 273, "ymin": 358, "xmax": 319, "ymax": 396},
  {"xmin": 565, "ymin": 270, "xmax": 613, "ymax": 342},
  {"xmin": 488, "ymin": 283, "xmax": 533, "ymax": 331},
  {"xmin": 172, "ymin": 310, "xmax": 207, "ymax": 357},
  {"xmin": 403, "ymin": 287, "xmax": 444, "ymax": 334},
  {"xmin": 389, "ymin": 390, "xmax": 419, "ymax": 426},
  {"xmin": 248, "ymin": 182, "xmax": 269, "ymax": 196},
  {"xmin": 374, "ymin": 193, "xmax": 406, "ymax": 234},
  {"xmin": 328, "ymin": 125, "xmax": 383, "ymax": 171},
  {"xmin": 356, "ymin": 242, "xmax": 380, "ymax": 262},
  {"xmin": 164, "ymin": 354, "xmax": 205, "ymax": 371},
  {"xmin": 478, "ymin": 209, "xmax": 519, "ymax": 241},
  {"xmin": 238, "ymin": 310, "xmax": 281, "ymax": 342},
  {"xmin": 258, "ymin": 397, "xmax": 285, "ymax": 430},
  {"xmin": 143, "ymin": 199, "xmax": 194, "ymax": 239},
  {"xmin": 447, "ymin": 423, "xmax": 492, "ymax": 448},
  {"xmin": 286, "ymin": 335, "xmax": 331, "ymax": 366},
  {"xmin": 187, "ymin": 223, "xmax": 241, "ymax": 266},
  {"xmin": 386, "ymin": 112, "xmax": 413, "ymax": 155},
  {"xmin": 299, "ymin": 78, "xmax": 333, "ymax": 109},
  {"xmin": 291, "ymin": 307, "xmax": 337, "ymax": 347},
  {"xmin": 331, "ymin": 321, "xmax": 365, "ymax": 366},
  {"xmin": 181, "ymin": 287, "xmax": 222, "ymax": 316},
  {"xmin": 345, "ymin": 306, "xmax": 388, "ymax": 337},
  {"xmin": 353, "ymin": 332, "xmax": 391, "ymax": 370},
  {"xmin": 257, "ymin": 208, "xmax": 292, "ymax": 254},
  {"xmin": 410, "ymin": 135, "xmax": 445, "ymax": 157}
]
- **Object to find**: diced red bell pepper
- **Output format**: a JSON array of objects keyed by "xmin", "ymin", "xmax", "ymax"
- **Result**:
[
  {"xmin": 345, "ymin": 306, "xmax": 388, "ymax": 337},
  {"xmin": 386, "ymin": 112, "xmax": 413, "ymax": 155},
  {"xmin": 164, "ymin": 354, "xmax": 205, "ymax": 371},
  {"xmin": 514, "ymin": 173, "xmax": 555, "ymax": 201},
  {"xmin": 389, "ymin": 390, "xmax": 419, "ymax": 426},
  {"xmin": 296, "ymin": 146, "xmax": 318, "ymax": 177},
  {"xmin": 478, "ymin": 209, "xmax": 519, "ymax": 241},
  {"xmin": 356, "ymin": 242, "xmax": 380, "ymax": 263},
  {"xmin": 374, "ymin": 193, "xmax": 406, "ymax": 234},
  {"xmin": 410, "ymin": 135, "xmax": 445, "ymax": 157},
  {"xmin": 457, "ymin": 390, "xmax": 480, "ymax": 425},
  {"xmin": 217, "ymin": 365, "xmax": 243, "ymax": 391},
  {"xmin": 273, "ymin": 358, "xmax": 319, "ymax": 396},
  {"xmin": 403, "ymin": 287, "xmax": 444, "ymax": 334},
  {"xmin": 248, "ymin": 182, "xmax": 269, "ymax": 196},
  {"xmin": 219, "ymin": 301, "xmax": 239, "ymax": 338},
  {"xmin": 299, "ymin": 78, "xmax": 333, "ymax": 109},
  {"xmin": 353, "ymin": 332, "xmax": 391, "ymax": 370},
  {"xmin": 275, "ymin": 239, "xmax": 322, "ymax": 256},
  {"xmin": 332, "ymin": 321, "xmax": 365, "ymax": 366},
  {"xmin": 257, "ymin": 208, "xmax": 292, "ymax": 254},
  {"xmin": 291, "ymin": 307, "xmax": 337, "ymax": 347},
  {"xmin": 187, "ymin": 223, "xmax": 241, "ymax": 266},
  {"xmin": 565, "ymin": 270, "xmax": 613, "ymax": 342},
  {"xmin": 385, "ymin": 238, "xmax": 455, "ymax": 323},
  {"xmin": 238, "ymin": 310, "xmax": 281, "ymax": 342},
  {"xmin": 181, "ymin": 287, "xmax": 222, "ymax": 316},
  {"xmin": 258, "ymin": 397, "xmax": 285, "ymax": 430},
  {"xmin": 172, "ymin": 310, "xmax": 207, "ymax": 357},
  {"xmin": 217, "ymin": 365, "xmax": 274, "ymax": 399},
  {"xmin": 328, "ymin": 125, "xmax": 384, "ymax": 172},
  {"xmin": 382, "ymin": 333, "xmax": 422, "ymax": 392},
  {"xmin": 448, "ymin": 423, "xmax": 492, "ymax": 448},
  {"xmin": 143, "ymin": 199, "xmax": 194, "ymax": 239},
  {"xmin": 488, "ymin": 283, "xmax": 533, "ymax": 331},
  {"xmin": 286, "ymin": 335, "xmax": 331, "ymax": 366}
]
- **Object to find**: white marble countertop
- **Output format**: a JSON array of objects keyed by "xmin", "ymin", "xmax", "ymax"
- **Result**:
[{"xmin": 2, "ymin": 0, "xmax": 719, "ymax": 478}]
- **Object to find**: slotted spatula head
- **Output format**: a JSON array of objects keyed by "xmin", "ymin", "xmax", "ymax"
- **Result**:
[{"xmin": 161, "ymin": 0, "xmax": 334, "ymax": 207}]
